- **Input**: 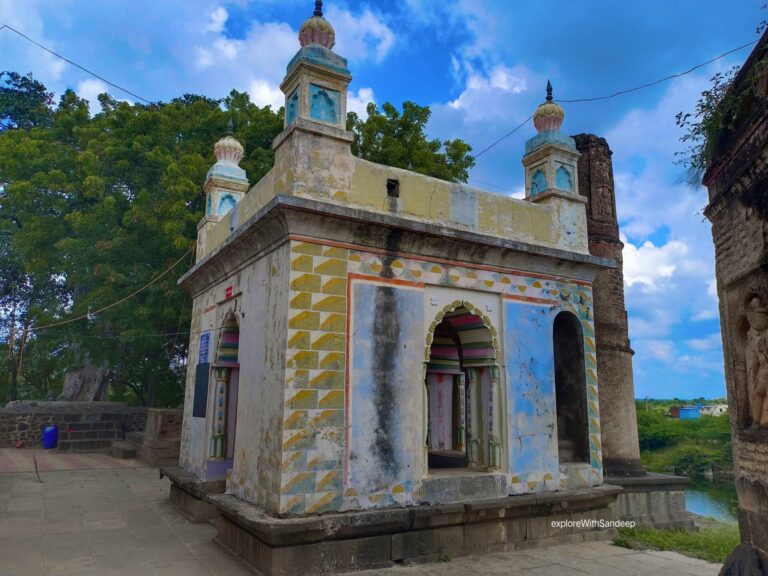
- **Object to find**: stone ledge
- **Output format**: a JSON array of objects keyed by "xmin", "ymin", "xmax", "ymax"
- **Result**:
[
  {"xmin": 605, "ymin": 472, "xmax": 689, "ymax": 491},
  {"xmin": 207, "ymin": 484, "xmax": 622, "ymax": 548},
  {"xmin": 209, "ymin": 487, "xmax": 621, "ymax": 575},
  {"xmin": 161, "ymin": 466, "xmax": 225, "ymax": 499}
]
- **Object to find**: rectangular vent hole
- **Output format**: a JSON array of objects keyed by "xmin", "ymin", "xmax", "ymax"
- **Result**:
[{"xmin": 386, "ymin": 178, "xmax": 400, "ymax": 198}]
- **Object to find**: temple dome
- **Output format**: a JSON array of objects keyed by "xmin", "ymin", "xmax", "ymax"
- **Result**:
[
  {"xmin": 533, "ymin": 81, "xmax": 565, "ymax": 133},
  {"xmin": 299, "ymin": 1, "xmax": 335, "ymax": 49},
  {"xmin": 214, "ymin": 135, "xmax": 244, "ymax": 166}
]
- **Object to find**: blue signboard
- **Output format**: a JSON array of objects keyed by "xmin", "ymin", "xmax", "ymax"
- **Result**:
[{"xmin": 199, "ymin": 332, "xmax": 211, "ymax": 364}]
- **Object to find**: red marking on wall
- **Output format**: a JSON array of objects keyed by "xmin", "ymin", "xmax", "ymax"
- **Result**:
[
  {"xmin": 502, "ymin": 294, "xmax": 560, "ymax": 306},
  {"xmin": 225, "ymin": 286, "xmax": 233, "ymax": 299}
]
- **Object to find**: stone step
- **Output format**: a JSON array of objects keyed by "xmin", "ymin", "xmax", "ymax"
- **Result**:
[
  {"xmin": 58, "ymin": 429, "xmax": 122, "ymax": 442},
  {"xmin": 111, "ymin": 440, "xmax": 138, "ymax": 459},
  {"xmin": 58, "ymin": 439, "xmax": 114, "ymax": 451},
  {"xmin": 125, "ymin": 431, "xmax": 145, "ymax": 448}
]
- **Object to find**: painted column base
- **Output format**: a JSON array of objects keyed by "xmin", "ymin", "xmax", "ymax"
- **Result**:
[
  {"xmin": 606, "ymin": 472, "xmax": 695, "ymax": 530},
  {"xmin": 161, "ymin": 466, "xmax": 226, "ymax": 523},
  {"xmin": 208, "ymin": 485, "xmax": 621, "ymax": 576}
]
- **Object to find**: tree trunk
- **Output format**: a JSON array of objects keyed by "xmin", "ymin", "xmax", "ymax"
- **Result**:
[{"xmin": 59, "ymin": 358, "xmax": 109, "ymax": 401}]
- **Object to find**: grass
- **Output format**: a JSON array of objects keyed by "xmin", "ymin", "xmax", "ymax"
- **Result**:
[{"xmin": 614, "ymin": 525, "xmax": 740, "ymax": 564}]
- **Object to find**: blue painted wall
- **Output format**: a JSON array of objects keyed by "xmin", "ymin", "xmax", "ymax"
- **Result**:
[{"xmin": 503, "ymin": 300, "xmax": 560, "ymax": 492}]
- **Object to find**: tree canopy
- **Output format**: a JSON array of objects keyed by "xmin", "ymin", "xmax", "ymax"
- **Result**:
[
  {"xmin": 0, "ymin": 73, "xmax": 474, "ymax": 406},
  {"xmin": 348, "ymin": 102, "xmax": 474, "ymax": 183}
]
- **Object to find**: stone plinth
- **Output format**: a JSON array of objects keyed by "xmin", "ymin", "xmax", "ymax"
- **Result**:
[
  {"xmin": 141, "ymin": 408, "xmax": 182, "ymax": 466},
  {"xmin": 161, "ymin": 465, "xmax": 225, "ymax": 522},
  {"xmin": 207, "ymin": 485, "xmax": 621, "ymax": 575},
  {"xmin": 607, "ymin": 473, "xmax": 694, "ymax": 530}
]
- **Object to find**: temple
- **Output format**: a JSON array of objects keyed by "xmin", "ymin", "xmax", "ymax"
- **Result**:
[{"xmin": 163, "ymin": 3, "xmax": 682, "ymax": 573}]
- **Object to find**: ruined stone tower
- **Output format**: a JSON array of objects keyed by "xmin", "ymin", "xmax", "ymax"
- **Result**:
[{"xmin": 573, "ymin": 134, "xmax": 643, "ymax": 476}]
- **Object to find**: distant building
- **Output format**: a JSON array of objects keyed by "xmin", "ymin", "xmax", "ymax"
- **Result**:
[
  {"xmin": 679, "ymin": 406, "xmax": 701, "ymax": 420},
  {"xmin": 669, "ymin": 406, "xmax": 681, "ymax": 419},
  {"xmin": 700, "ymin": 404, "xmax": 728, "ymax": 417}
]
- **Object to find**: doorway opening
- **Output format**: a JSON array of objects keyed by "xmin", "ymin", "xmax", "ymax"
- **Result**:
[
  {"xmin": 553, "ymin": 311, "xmax": 589, "ymax": 463},
  {"xmin": 211, "ymin": 313, "xmax": 240, "ymax": 460},
  {"xmin": 425, "ymin": 304, "xmax": 501, "ymax": 470}
]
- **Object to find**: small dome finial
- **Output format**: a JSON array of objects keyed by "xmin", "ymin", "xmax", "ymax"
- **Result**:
[
  {"xmin": 226, "ymin": 117, "xmax": 234, "ymax": 135},
  {"xmin": 299, "ymin": 1, "xmax": 335, "ymax": 49},
  {"xmin": 533, "ymin": 80, "xmax": 565, "ymax": 133}
]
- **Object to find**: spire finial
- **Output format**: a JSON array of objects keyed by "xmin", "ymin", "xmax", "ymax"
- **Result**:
[
  {"xmin": 314, "ymin": 0, "xmax": 323, "ymax": 17},
  {"xmin": 546, "ymin": 80, "xmax": 553, "ymax": 102},
  {"xmin": 226, "ymin": 117, "xmax": 234, "ymax": 135}
]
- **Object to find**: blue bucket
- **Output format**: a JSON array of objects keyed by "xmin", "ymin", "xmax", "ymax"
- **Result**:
[{"xmin": 42, "ymin": 425, "xmax": 58, "ymax": 449}]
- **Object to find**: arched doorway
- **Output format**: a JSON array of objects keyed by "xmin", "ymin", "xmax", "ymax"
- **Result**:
[
  {"xmin": 553, "ymin": 311, "xmax": 589, "ymax": 463},
  {"xmin": 211, "ymin": 313, "xmax": 240, "ymax": 460},
  {"xmin": 425, "ymin": 304, "xmax": 501, "ymax": 470}
]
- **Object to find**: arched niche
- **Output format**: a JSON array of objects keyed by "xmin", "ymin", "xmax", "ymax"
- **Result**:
[
  {"xmin": 553, "ymin": 311, "xmax": 590, "ymax": 463},
  {"xmin": 424, "ymin": 301, "xmax": 502, "ymax": 471},
  {"xmin": 211, "ymin": 311, "xmax": 240, "ymax": 460}
]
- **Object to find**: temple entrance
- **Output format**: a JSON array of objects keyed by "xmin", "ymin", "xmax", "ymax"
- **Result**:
[
  {"xmin": 553, "ymin": 311, "xmax": 589, "ymax": 463},
  {"xmin": 211, "ymin": 314, "xmax": 240, "ymax": 460},
  {"xmin": 425, "ymin": 305, "xmax": 501, "ymax": 470}
]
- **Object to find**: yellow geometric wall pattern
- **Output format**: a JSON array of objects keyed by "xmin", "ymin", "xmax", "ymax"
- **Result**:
[{"xmin": 282, "ymin": 238, "xmax": 602, "ymax": 514}]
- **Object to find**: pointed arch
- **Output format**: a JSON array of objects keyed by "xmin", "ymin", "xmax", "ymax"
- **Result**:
[{"xmin": 423, "ymin": 299, "xmax": 503, "ymax": 471}]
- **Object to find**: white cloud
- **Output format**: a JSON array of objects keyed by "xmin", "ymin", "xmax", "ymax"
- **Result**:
[
  {"xmin": 347, "ymin": 87, "xmax": 375, "ymax": 117},
  {"xmin": 205, "ymin": 6, "xmax": 228, "ymax": 34},
  {"xmin": 325, "ymin": 6, "xmax": 395, "ymax": 63},
  {"xmin": 686, "ymin": 333, "xmax": 723, "ymax": 352},
  {"xmin": 622, "ymin": 236, "xmax": 688, "ymax": 291},
  {"xmin": 76, "ymin": 78, "xmax": 109, "ymax": 112},
  {"xmin": 248, "ymin": 79, "xmax": 283, "ymax": 110},
  {"xmin": 642, "ymin": 339, "xmax": 677, "ymax": 362},
  {"xmin": 448, "ymin": 64, "xmax": 532, "ymax": 120}
]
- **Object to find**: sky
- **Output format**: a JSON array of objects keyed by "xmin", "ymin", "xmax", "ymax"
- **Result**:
[{"xmin": 1, "ymin": 0, "xmax": 766, "ymax": 399}]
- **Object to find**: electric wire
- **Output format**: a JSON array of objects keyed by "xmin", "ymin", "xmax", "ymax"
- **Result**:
[
  {"xmin": 30, "ymin": 247, "xmax": 194, "ymax": 331},
  {"xmin": 0, "ymin": 24, "xmax": 154, "ymax": 105},
  {"xmin": 473, "ymin": 39, "xmax": 759, "ymax": 159}
]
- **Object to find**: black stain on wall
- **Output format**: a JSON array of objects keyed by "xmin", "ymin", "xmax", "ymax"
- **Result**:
[{"xmin": 370, "ymin": 284, "xmax": 400, "ymax": 478}]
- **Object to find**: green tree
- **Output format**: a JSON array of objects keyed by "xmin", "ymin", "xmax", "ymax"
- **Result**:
[
  {"xmin": 347, "ymin": 102, "xmax": 475, "ymax": 183},
  {"xmin": 0, "ymin": 71, "xmax": 54, "ymax": 131},
  {"xmin": 1, "ymin": 75, "xmax": 475, "ymax": 406}
]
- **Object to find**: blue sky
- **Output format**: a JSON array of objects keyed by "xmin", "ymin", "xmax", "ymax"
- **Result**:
[{"xmin": 2, "ymin": 1, "xmax": 766, "ymax": 399}]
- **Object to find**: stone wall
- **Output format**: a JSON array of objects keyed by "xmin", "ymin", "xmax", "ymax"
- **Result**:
[
  {"xmin": 703, "ymin": 30, "xmax": 768, "ymax": 557},
  {"xmin": 0, "ymin": 401, "xmax": 147, "ymax": 449}
]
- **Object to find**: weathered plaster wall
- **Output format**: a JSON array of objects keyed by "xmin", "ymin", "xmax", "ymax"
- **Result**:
[
  {"xmin": 227, "ymin": 244, "xmax": 290, "ymax": 513},
  {"xmin": 503, "ymin": 284, "xmax": 602, "ymax": 494},
  {"xmin": 504, "ymin": 301, "xmax": 560, "ymax": 493},
  {"xmin": 179, "ymin": 245, "xmax": 289, "ymax": 514},
  {"xmin": 346, "ymin": 282, "xmax": 424, "ymax": 510},
  {"xmin": 198, "ymin": 148, "xmax": 591, "ymax": 261}
]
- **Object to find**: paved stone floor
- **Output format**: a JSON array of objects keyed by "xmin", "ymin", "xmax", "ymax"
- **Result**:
[{"xmin": 0, "ymin": 452, "xmax": 723, "ymax": 576}]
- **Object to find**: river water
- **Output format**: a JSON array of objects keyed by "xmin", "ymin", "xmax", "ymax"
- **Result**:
[{"xmin": 685, "ymin": 477, "xmax": 739, "ymax": 524}]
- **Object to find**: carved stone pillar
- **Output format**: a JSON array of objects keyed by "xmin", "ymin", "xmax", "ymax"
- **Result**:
[
  {"xmin": 488, "ymin": 366, "xmax": 502, "ymax": 470},
  {"xmin": 454, "ymin": 373, "xmax": 466, "ymax": 453},
  {"xmin": 210, "ymin": 367, "xmax": 229, "ymax": 459},
  {"xmin": 467, "ymin": 368, "xmax": 481, "ymax": 466},
  {"xmin": 574, "ymin": 133, "xmax": 643, "ymax": 476}
]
